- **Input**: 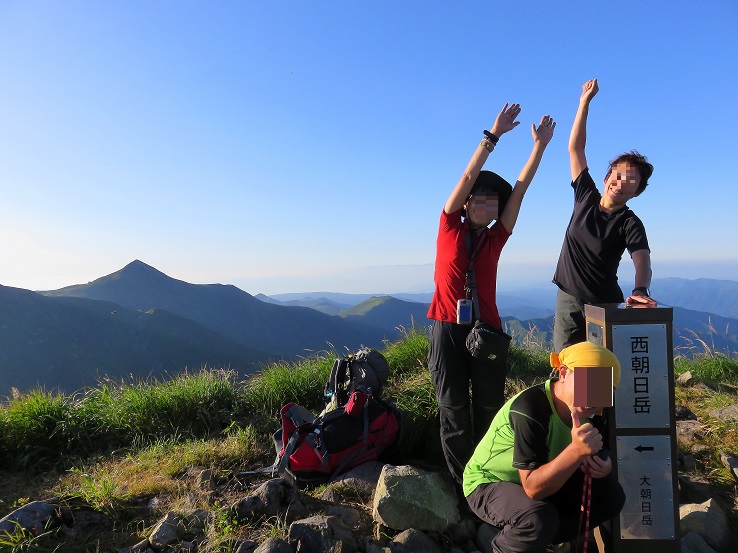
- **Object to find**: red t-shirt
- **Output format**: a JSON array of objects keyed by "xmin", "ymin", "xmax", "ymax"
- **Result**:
[{"xmin": 427, "ymin": 210, "xmax": 510, "ymax": 328}]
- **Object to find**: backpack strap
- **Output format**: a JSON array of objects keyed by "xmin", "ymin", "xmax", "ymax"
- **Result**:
[
  {"xmin": 324, "ymin": 358, "xmax": 340, "ymax": 399},
  {"xmin": 324, "ymin": 357, "xmax": 351, "ymax": 404},
  {"xmin": 283, "ymin": 404, "xmax": 316, "ymax": 428},
  {"xmin": 276, "ymin": 404, "xmax": 317, "ymax": 475},
  {"xmin": 277, "ymin": 428, "xmax": 302, "ymax": 475}
]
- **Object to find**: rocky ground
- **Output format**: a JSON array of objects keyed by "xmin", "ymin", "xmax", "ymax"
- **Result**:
[{"xmin": 1, "ymin": 376, "xmax": 738, "ymax": 552}]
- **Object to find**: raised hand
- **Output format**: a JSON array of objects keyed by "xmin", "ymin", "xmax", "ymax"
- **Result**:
[
  {"xmin": 581, "ymin": 79, "xmax": 599, "ymax": 104},
  {"xmin": 490, "ymin": 103, "xmax": 522, "ymax": 137},
  {"xmin": 570, "ymin": 411, "xmax": 603, "ymax": 457},
  {"xmin": 532, "ymin": 115, "xmax": 556, "ymax": 146}
]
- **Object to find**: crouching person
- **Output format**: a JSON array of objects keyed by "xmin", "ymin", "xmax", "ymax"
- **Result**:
[{"xmin": 462, "ymin": 342, "xmax": 626, "ymax": 553}]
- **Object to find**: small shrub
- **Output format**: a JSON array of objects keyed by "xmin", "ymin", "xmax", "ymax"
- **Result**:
[
  {"xmin": 675, "ymin": 353, "xmax": 738, "ymax": 383},
  {"xmin": 0, "ymin": 390, "xmax": 71, "ymax": 470},
  {"xmin": 242, "ymin": 354, "xmax": 335, "ymax": 421},
  {"xmin": 383, "ymin": 325, "xmax": 430, "ymax": 380},
  {"xmin": 507, "ymin": 345, "xmax": 550, "ymax": 381}
]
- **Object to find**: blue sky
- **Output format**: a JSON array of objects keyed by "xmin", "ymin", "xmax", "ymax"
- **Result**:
[{"xmin": 1, "ymin": 1, "xmax": 737, "ymax": 294}]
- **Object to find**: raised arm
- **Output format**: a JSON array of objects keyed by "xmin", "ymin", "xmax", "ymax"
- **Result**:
[
  {"xmin": 444, "ymin": 103, "xmax": 521, "ymax": 214},
  {"xmin": 499, "ymin": 115, "xmax": 556, "ymax": 232},
  {"xmin": 569, "ymin": 79, "xmax": 598, "ymax": 180}
]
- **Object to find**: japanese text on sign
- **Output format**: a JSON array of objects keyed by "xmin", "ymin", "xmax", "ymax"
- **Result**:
[{"xmin": 612, "ymin": 325, "xmax": 669, "ymax": 429}]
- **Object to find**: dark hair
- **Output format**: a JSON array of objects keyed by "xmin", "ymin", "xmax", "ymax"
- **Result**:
[
  {"xmin": 466, "ymin": 171, "xmax": 513, "ymax": 215},
  {"xmin": 606, "ymin": 151, "xmax": 653, "ymax": 195}
]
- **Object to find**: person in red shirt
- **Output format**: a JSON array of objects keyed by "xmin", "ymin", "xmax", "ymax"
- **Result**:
[{"xmin": 427, "ymin": 103, "xmax": 555, "ymax": 485}]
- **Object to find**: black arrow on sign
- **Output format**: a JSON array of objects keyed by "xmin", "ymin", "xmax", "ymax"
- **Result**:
[{"xmin": 635, "ymin": 445, "xmax": 655, "ymax": 452}]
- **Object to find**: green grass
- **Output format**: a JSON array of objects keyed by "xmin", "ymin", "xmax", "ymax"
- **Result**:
[
  {"xmin": 675, "ymin": 352, "xmax": 738, "ymax": 383},
  {"xmin": 383, "ymin": 326, "xmax": 431, "ymax": 379},
  {"xmin": 0, "ymin": 369, "xmax": 249, "ymax": 471},
  {"xmin": 242, "ymin": 353, "xmax": 335, "ymax": 423},
  {"xmin": 1, "ymin": 330, "xmax": 737, "ymax": 551}
]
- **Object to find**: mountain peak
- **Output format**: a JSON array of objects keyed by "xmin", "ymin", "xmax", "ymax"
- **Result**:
[
  {"xmin": 99, "ymin": 260, "xmax": 183, "ymax": 289},
  {"xmin": 126, "ymin": 259, "xmax": 153, "ymax": 269},
  {"xmin": 39, "ymin": 260, "xmax": 187, "ymax": 310},
  {"xmin": 117, "ymin": 259, "xmax": 168, "ymax": 277}
]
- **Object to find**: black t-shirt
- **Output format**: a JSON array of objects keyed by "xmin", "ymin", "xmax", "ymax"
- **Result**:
[{"xmin": 553, "ymin": 169, "xmax": 649, "ymax": 303}]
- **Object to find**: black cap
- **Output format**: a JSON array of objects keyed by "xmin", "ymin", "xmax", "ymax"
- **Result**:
[{"xmin": 469, "ymin": 171, "xmax": 513, "ymax": 215}]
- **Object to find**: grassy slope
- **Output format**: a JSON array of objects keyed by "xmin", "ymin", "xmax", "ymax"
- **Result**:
[{"xmin": 0, "ymin": 328, "xmax": 736, "ymax": 551}]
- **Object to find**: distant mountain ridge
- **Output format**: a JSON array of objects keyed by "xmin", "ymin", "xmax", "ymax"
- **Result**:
[
  {"xmin": 264, "ymin": 289, "xmax": 556, "ymax": 320},
  {"xmin": 4, "ymin": 263, "xmax": 737, "ymax": 397},
  {"xmin": 0, "ymin": 284, "xmax": 269, "ymax": 394},
  {"xmin": 41, "ymin": 260, "xmax": 390, "ymax": 357},
  {"xmin": 256, "ymin": 294, "xmax": 350, "ymax": 316},
  {"xmin": 261, "ymin": 278, "xmax": 738, "ymax": 356},
  {"xmin": 502, "ymin": 306, "xmax": 738, "ymax": 356},
  {"xmin": 339, "ymin": 296, "xmax": 431, "ymax": 330},
  {"xmin": 650, "ymin": 277, "xmax": 738, "ymax": 319},
  {"xmin": 264, "ymin": 277, "xmax": 738, "ymax": 322}
]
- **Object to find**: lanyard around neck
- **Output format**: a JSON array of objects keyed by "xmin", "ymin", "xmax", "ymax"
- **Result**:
[{"xmin": 465, "ymin": 221, "xmax": 487, "ymax": 319}]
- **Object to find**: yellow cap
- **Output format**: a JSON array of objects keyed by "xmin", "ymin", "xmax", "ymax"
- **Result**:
[{"xmin": 549, "ymin": 342, "xmax": 621, "ymax": 388}]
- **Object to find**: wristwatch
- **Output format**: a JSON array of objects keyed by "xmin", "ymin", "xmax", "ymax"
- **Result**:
[{"xmin": 632, "ymin": 286, "xmax": 650, "ymax": 297}]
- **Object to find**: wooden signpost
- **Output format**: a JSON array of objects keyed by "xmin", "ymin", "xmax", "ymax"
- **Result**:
[{"xmin": 585, "ymin": 303, "xmax": 680, "ymax": 553}]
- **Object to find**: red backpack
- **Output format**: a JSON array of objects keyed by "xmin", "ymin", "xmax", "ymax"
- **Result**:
[{"xmin": 273, "ymin": 387, "xmax": 401, "ymax": 488}]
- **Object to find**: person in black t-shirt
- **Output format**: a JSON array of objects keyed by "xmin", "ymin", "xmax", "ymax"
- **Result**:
[{"xmin": 552, "ymin": 79, "xmax": 656, "ymax": 353}]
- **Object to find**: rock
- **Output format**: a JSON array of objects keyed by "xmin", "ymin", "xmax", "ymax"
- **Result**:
[
  {"xmin": 676, "ymin": 420, "xmax": 703, "ymax": 448},
  {"xmin": 678, "ymin": 474, "xmax": 719, "ymax": 505},
  {"xmin": 319, "ymin": 488, "xmax": 345, "ymax": 503},
  {"xmin": 681, "ymin": 454, "xmax": 697, "ymax": 471},
  {"xmin": 330, "ymin": 461, "xmax": 384, "ymax": 497},
  {"xmin": 325, "ymin": 505, "xmax": 362, "ymax": 530},
  {"xmin": 59, "ymin": 508, "xmax": 113, "ymax": 540},
  {"xmin": 253, "ymin": 537, "xmax": 293, "ymax": 553},
  {"xmin": 182, "ymin": 509, "xmax": 211, "ymax": 534},
  {"xmin": 709, "ymin": 404, "xmax": 738, "ymax": 423},
  {"xmin": 719, "ymin": 450, "xmax": 738, "ymax": 482},
  {"xmin": 196, "ymin": 469, "xmax": 215, "ymax": 491},
  {"xmin": 449, "ymin": 518, "xmax": 476, "ymax": 545},
  {"xmin": 0, "ymin": 501, "xmax": 61, "ymax": 535},
  {"xmin": 389, "ymin": 528, "xmax": 441, "ymax": 553},
  {"xmin": 118, "ymin": 539, "xmax": 152, "ymax": 553},
  {"xmin": 234, "ymin": 478, "xmax": 308, "ymax": 524},
  {"xmin": 372, "ymin": 465, "xmax": 459, "ymax": 532},
  {"xmin": 675, "ymin": 404, "xmax": 698, "ymax": 420},
  {"xmin": 288, "ymin": 515, "xmax": 356, "ymax": 553},
  {"xmin": 149, "ymin": 512, "xmax": 184, "ymax": 550},
  {"xmin": 681, "ymin": 531, "xmax": 719, "ymax": 553},
  {"xmin": 363, "ymin": 542, "xmax": 386, "ymax": 553},
  {"xmin": 233, "ymin": 540, "xmax": 258, "ymax": 553},
  {"xmin": 679, "ymin": 498, "xmax": 732, "ymax": 552},
  {"xmin": 148, "ymin": 496, "xmax": 168, "ymax": 513},
  {"xmin": 676, "ymin": 371, "xmax": 695, "ymax": 386}
]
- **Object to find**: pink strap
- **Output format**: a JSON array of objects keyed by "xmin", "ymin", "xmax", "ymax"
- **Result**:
[{"xmin": 576, "ymin": 463, "xmax": 593, "ymax": 553}]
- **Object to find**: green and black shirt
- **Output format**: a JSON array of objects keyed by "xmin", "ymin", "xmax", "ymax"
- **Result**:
[{"xmin": 463, "ymin": 379, "xmax": 607, "ymax": 497}]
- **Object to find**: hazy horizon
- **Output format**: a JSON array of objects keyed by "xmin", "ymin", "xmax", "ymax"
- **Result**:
[{"xmin": 9, "ymin": 257, "xmax": 738, "ymax": 298}]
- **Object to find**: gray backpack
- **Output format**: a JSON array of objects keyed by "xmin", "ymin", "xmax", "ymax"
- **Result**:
[{"xmin": 323, "ymin": 347, "xmax": 391, "ymax": 410}]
